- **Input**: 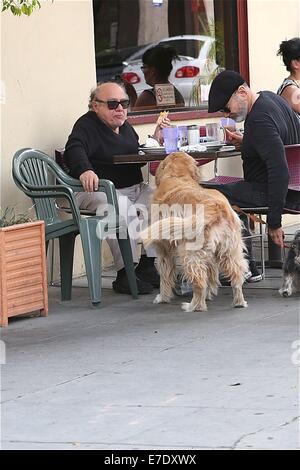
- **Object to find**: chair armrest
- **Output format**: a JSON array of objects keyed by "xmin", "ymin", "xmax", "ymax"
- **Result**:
[
  {"xmin": 19, "ymin": 185, "xmax": 82, "ymax": 225},
  {"xmin": 24, "ymin": 180, "xmax": 119, "ymax": 222},
  {"xmin": 55, "ymin": 175, "xmax": 119, "ymax": 216}
]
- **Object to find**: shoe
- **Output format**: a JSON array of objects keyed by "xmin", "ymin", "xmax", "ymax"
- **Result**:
[
  {"xmin": 245, "ymin": 260, "xmax": 263, "ymax": 283},
  {"xmin": 135, "ymin": 265, "xmax": 160, "ymax": 288},
  {"xmin": 112, "ymin": 274, "xmax": 153, "ymax": 295},
  {"xmin": 173, "ymin": 273, "xmax": 193, "ymax": 296},
  {"xmin": 219, "ymin": 273, "xmax": 231, "ymax": 287}
]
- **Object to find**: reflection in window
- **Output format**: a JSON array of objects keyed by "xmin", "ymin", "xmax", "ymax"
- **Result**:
[{"xmin": 93, "ymin": 0, "xmax": 239, "ymax": 112}]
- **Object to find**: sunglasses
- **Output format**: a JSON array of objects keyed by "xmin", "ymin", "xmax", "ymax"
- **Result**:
[{"xmin": 95, "ymin": 99, "xmax": 130, "ymax": 110}]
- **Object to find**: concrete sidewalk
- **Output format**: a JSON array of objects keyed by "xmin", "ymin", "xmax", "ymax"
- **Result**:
[{"xmin": 1, "ymin": 266, "xmax": 299, "ymax": 450}]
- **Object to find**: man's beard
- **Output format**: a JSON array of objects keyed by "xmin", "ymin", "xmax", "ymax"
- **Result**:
[{"xmin": 233, "ymin": 98, "xmax": 248, "ymax": 123}]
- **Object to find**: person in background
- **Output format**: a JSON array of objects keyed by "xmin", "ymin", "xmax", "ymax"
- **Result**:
[
  {"xmin": 115, "ymin": 74, "xmax": 137, "ymax": 110},
  {"xmin": 133, "ymin": 45, "xmax": 185, "ymax": 111},
  {"xmin": 204, "ymin": 70, "xmax": 300, "ymax": 282},
  {"xmin": 64, "ymin": 81, "xmax": 168, "ymax": 295},
  {"xmin": 277, "ymin": 37, "xmax": 300, "ymax": 117}
]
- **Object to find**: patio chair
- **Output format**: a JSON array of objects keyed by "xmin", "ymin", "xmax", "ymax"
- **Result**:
[{"xmin": 12, "ymin": 148, "xmax": 138, "ymax": 306}]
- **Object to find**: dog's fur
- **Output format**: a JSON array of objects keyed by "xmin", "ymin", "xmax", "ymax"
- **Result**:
[
  {"xmin": 140, "ymin": 152, "xmax": 248, "ymax": 311},
  {"xmin": 279, "ymin": 230, "xmax": 300, "ymax": 297}
]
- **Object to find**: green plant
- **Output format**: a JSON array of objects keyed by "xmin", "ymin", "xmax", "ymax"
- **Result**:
[
  {"xmin": 189, "ymin": 15, "xmax": 225, "ymax": 107},
  {"xmin": 1, "ymin": 0, "xmax": 41, "ymax": 16},
  {"xmin": 0, "ymin": 206, "xmax": 33, "ymax": 227}
]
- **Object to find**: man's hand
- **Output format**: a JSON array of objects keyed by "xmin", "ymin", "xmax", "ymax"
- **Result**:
[
  {"xmin": 225, "ymin": 129, "xmax": 243, "ymax": 149},
  {"xmin": 153, "ymin": 111, "xmax": 171, "ymax": 144},
  {"xmin": 268, "ymin": 227, "xmax": 285, "ymax": 247},
  {"xmin": 79, "ymin": 170, "xmax": 99, "ymax": 192}
]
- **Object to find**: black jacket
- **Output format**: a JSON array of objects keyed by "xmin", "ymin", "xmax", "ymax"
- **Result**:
[{"xmin": 64, "ymin": 111, "xmax": 143, "ymax": 189}]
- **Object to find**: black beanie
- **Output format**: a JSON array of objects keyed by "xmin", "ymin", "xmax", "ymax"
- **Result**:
[{"xmin": 208, "ymin": 70, "xmax": 246, "ymax": 113}]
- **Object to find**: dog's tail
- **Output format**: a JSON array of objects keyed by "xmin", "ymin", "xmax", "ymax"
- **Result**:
[{"xmin": 140, "ymin": 214, "xmax": 206, "ymax": 246}]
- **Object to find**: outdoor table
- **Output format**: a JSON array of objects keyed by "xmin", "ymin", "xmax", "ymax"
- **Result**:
[
  {"xmin": 112, "ymin": 148, "xmax": 241, "ymax": 164},
  {"xmin": 112, "ymin": 148, "xmax": 281, "ymax": 269}
]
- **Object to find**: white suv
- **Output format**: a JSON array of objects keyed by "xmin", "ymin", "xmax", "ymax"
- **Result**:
[{"xmin": 121, "ymin": 35, "xmax": 218, "ymax": 106}]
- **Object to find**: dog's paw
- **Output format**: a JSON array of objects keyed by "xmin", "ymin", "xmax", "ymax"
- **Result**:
[
  {"xmin": 279, "ymin": 288, "xmax": 292, "ymax": 297},
  {"xmin": 206, "ymin": 291, "xmax": 214, "ymax": 301},
  {"xmin": 181, "ymin": 302, "xmax": 207, "ymax": 312},
  {"xmin": 153, "ymin": 294, "xmax": 170, "ymax": 304},
  {"xmin": 232, "ymin": 300, "xmax": 248, "ymax": 308}
]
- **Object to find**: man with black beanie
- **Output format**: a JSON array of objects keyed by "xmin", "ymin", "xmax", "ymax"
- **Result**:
[{"xmin": 204, "ymin": 70, "xmax": 300, "ymax": 281}]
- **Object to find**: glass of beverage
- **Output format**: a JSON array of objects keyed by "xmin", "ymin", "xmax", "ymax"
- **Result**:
[
  {"xmin": 177, "ymin": 125, "xmax": 188, "ymax": 147},
  {"xmin": 187, "ymin": 125, "xmax": 199, "ymax": 145},
  {"xmin": 220, "ymin": 117, "xmax": 236, "ymax": 143},
  {"xmin": 205, "ymin": 122, "xmax": 219, "ymax": 141},
  {"xmin": 162, "ymin": 126, "xmax": 178, "ymax": 153}
]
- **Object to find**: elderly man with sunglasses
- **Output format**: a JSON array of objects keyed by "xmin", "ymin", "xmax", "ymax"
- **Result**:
[
  {"xmin": 64, "ymin": 81, "xmax": 166, "ymax": 295},
  {"xmin": 203, "ymin": 70, "xmax": 300, "ymax": 282}
]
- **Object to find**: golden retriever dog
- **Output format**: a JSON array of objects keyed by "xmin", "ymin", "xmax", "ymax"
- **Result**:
[{"xmin": 140, "ymin": 152, "xmax": 248, "ymax": 312}]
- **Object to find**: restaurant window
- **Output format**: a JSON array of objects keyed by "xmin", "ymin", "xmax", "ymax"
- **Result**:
[{"xmin": 93, "ymin": 0, "xmax": 245, "ymax": 114}]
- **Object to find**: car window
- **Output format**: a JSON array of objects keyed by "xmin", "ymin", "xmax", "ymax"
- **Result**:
[
  {"xmin": 126, "ymin": 44, "xmax": 154, "ymax": 63},
  {"xmin": 158, "ymin": 39, "xmax": 205, "ymax": 59}
]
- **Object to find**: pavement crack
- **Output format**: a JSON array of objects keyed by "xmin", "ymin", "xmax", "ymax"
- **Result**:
[
  {"xmin": 279, "ymin": 416, "xmax": 299, "ymax": 427},
  {"xmin": 232, "ymin": 428, "xmax": 265, "ymax": 449},
  {"xmin": 232, "ymin": 416, "xmax": 299, "ymax": 449},
  {"xmin": 2, "ymin": 371, "xmax": 97, "ymax": 404},
  {"xmin": 55, "ymin": 371, "xmax": 96, "ymax": 387}
]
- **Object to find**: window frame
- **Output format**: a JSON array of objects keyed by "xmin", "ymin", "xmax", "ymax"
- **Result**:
[{"xmin": 127, "ymin": 0, "xmax": 249, "ymax": 126}]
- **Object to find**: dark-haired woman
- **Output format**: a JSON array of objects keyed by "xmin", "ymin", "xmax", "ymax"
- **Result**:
[
  {"xmin": 277, "ymin": 37, "xmax": 300, "ymax": 117},
  {"xmin": 134, "ymin": 45, "xmax": 185, "ymax": 110}
]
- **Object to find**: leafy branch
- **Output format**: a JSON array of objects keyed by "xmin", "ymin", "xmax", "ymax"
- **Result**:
[{"xmin": 1, "ymin": 0, "xmax": 41, "ymax": 16}]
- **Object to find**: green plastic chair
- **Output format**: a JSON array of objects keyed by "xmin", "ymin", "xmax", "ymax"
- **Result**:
[{"xmin": 12, "ymin": 148, "xmax": 138, "ymax": 306}]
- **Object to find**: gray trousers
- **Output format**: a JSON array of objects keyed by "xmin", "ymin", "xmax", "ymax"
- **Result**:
[{"xmin": 75, "ymin": 182, "xmax": 156, "ymax": 271}]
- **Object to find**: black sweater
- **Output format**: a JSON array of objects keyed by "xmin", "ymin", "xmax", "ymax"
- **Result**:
[
  {"xmin": 242, "ymin": 91, "xmax": 300, "ymax": 228},
  {"xmin": 64, "ymin": 111, "xmax": 143, "ymax": 189}
]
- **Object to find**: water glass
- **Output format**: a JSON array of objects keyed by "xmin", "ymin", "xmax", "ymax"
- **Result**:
[
  {"xmin": 205, "ymin": 122, "xmax": 219, "ymax": 142},
  {"xmin": 177, "ymin": 126, "xmax": 188, "ymax": 147},
  {"xmin": 187, "ymin": 125, "xmax": 199, "ymax": 145},
  {"xmin": 163, "ymin": 126, "xmax": 178, "ymax": 153}
]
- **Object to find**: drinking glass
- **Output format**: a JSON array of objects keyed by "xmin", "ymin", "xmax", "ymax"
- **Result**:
[
  {"xmin": 163, "ymin": 126, "xmax": 178, "ymax": 153},
  {"xmin": 177, "ymin": 126, "xmax": 188, "ymax": 147},
  {"xmin": 220, "ymin": 117, "xmax": 236, "ymax": 143},
  {"xmin": 205, "ymin": 122, "xmax": 219, "ymax": 141}
]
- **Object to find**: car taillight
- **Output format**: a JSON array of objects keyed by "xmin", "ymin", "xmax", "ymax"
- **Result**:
[
  {"xmin": 175, "ymin": 66, "xmax": 200, "ymax": 78},
  {"xmin": 121, "ymin": 72, "xmax": 141, "ymax": 84}
]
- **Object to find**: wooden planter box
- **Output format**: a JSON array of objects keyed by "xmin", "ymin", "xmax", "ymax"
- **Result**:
[{"xmin": 0, "ymin": 221, "xmax": 48, "ymax": 326}]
